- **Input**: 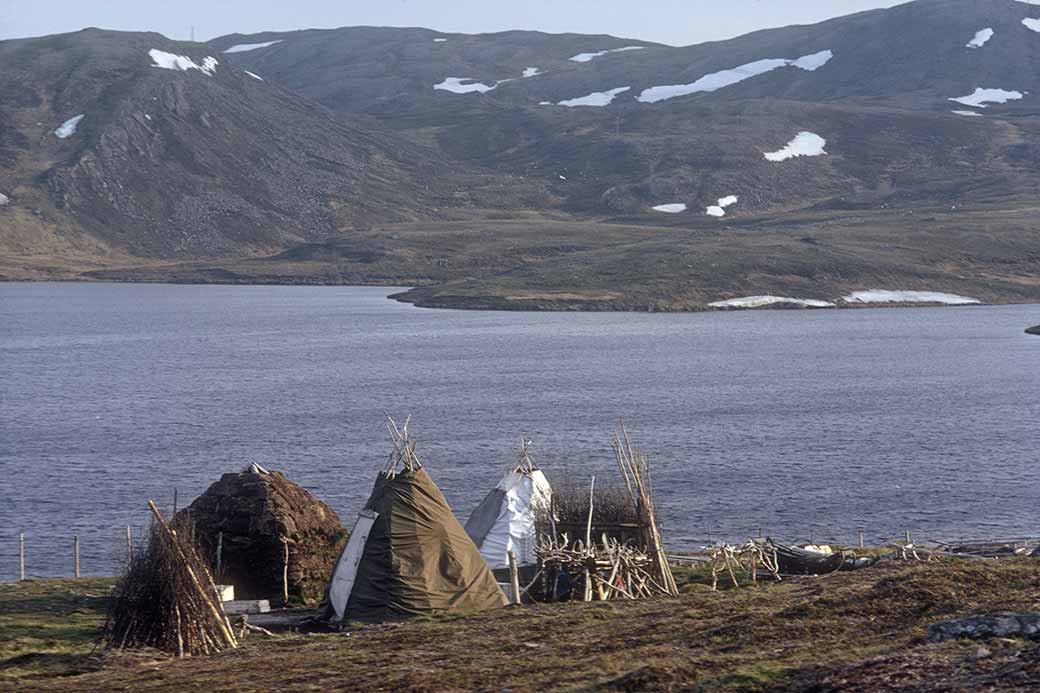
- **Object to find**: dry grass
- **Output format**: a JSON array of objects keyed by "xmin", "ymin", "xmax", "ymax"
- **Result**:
[{"xmin": 5, "ymin": 557, "xmax": 1039, "ymax": 691}]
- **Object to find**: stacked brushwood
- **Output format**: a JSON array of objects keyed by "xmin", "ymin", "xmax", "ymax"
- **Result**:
[
  {"xmin": 103, "ymin": 501, "xmax": 238, "ymax": 657},
  {"xmin": 612, "ymin": 423, "xmax": 679, "ymax": 596},
  {"xmin": 534, "ymin": 423, "xmax": 678, "ymax": 601},
  {"xmin": 707, "ymin": 541, "xmax": 782, "ymax": 591},
  {"xmin": 537, "ymin": 534, "xmax": 671, "ymax": 601}
]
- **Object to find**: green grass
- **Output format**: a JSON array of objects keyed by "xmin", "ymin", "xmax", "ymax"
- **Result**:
[{"xmin": 0, "ymin": 578, "xmax": 114, "ymax": 683}]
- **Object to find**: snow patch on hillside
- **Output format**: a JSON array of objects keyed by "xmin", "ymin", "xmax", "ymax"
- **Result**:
[
  {"xmin": 1023, "ymin": 18, "xmax": 1040, "ymax": 33},
  {"xmin": 706, "ymin": 195, "xmax": 738, "ymax": 217},
  {"xmin": 433, "ymin": 38, "xmax": 448, "ymax": 42},
  {"xmin": 967, "ymin": 28, "xmax": 994, "ymax": 48},
  {"xmin": 558, "ymin": 86, "xmax": 630, "ymax": 107},
  {"xmin": 952, "ymin": 110, "xmax": 982, "ymax": 117},
  {"xmin": 434, "ymin": 77, "xmax": 499, "ymax": 94},
  {"xmin": 764, "ymin": 132, "xmax": 827, "ymax": 162},
  {"xmin": 149, "ymin": 49, "xmax": 218, "ymax": 76},
  {"xmin": 54, "ymin": 114, "xmax": 85, "ymax": 139},
  {"xmin": 569, "ymin": 46, "xmax": 645, "ymax": 62},
  {"xmin": 223, "ymin": 40, "xmax": 282, "ymax": 54},
  {"xmin": 435, "ymin": 65, "xmax": 544, "ymax": 94},
  {"xmin": 709, "ymin": 296, "xmax": 834, "ymax": 309},
  {"xmin": 843, "ymin": 290, "xmax": 980, "ymax": 305},
  {"xmin": 0, "ymin": 193, "xmax": 9, "ymax": 206},
  {"xmin": 245, "ymin": 71, "xmax": 263, "ymax": 81},
  {"xmin": 652, "ymin": 203, "xmax": 687, "ymax": 213},
  {"xmin": 637, "ymin": 50, "xmax": 833, "ymax": 103},
  {"xmin": 949, "ymin": 88, "xmax": 1024, "ymax": 108}
]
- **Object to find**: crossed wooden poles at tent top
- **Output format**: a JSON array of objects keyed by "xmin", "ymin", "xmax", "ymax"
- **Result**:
[{"xmin": 384, "ymin": 415, "xmax": 422, "ymax": 476}]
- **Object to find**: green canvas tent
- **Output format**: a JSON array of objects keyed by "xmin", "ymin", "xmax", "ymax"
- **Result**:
[{"xmin": 324, "ymin": 420, "xmax": 506, "ymax": 623}]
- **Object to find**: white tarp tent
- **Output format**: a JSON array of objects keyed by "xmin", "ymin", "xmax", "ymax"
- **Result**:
[{"xmin": 464, "ymin": 443, "xmax": 552, "ymax": 569}]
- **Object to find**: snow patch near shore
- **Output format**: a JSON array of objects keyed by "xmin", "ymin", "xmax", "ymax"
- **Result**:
[
  {"xmin": 764, "ymin": 132, "xmax": 826, "ymax": 162},
  {"xmin": 245, "ymin": 71, "xmax": 263, "ymax": 81},
  {"xmin": 652, "ymin": 203, "xmax": 687, "ymax": 213},
  {"xmin": 433, "ymin": 38, "xmax": 448, "ymax": 42},
  {"xmin": 843, "ymin": 290, "xmax": 980, "ymax": 305},
  {"xmin": 952, "ymin": 110, "xmax": 982, "ymax": 117},
  {"xmin": 54, "ymin": 114, "xmax": 84, "ymax": 139},
  {"xmin": 523, "ymin": 67, "xmax": 543, "ymax": 78},
  {"xmin": 149, "ymin": 49, "xmax": 218, "ymax": 76},
  {"xmin": 967, "ymin": 28, "xmax": 994, "ymax": 48},
  {"xmin": 949, "ymin": 88, "xmax": 1024, "ymax": 108},
  {"xmin": 224, "ymin": 40, "xmax": 282, "ymax": 53},
  {"xmin": 637, "ymin": 49, "xmax": 832, "ymax": 103},
  {"xmin": 706, "ymin": 195, "xmax": 738, "ymax": 217},
  {"xmin": 709, "ymin": 296, "xmax": 835, "ymax": 309},
  {"xmin": 569, "ymin": 46, "xmax": 644, "ymax": 62},
  {"xmin": 0, "ymin": 193, "xmax": 9, "ymax": 206},
  {"xmin": 558, "ymin": 86, "xmax": 630, "ymax": 107}
]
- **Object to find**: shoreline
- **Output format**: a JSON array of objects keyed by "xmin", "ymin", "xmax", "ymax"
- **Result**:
[{"xmin": 4, "ymin": 277, "xmax": 1037, "ymax": 313}]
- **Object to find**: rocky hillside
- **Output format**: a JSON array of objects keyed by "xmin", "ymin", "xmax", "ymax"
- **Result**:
[
  {"xmin": 0, "ymin": 29, "xmax": 546, "ymax": 263},
  {"xmin": 215, "ymin": 0, "xmax": 1040, "ymax": 216},
  {"xmin": 3, "ymin": 0, "xmax": 1040, "ymax": 309}
]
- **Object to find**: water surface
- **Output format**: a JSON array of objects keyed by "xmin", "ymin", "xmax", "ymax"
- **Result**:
[{"xmin": 1, "ymin": 283, "xmax": 1037, "ymax": 578}]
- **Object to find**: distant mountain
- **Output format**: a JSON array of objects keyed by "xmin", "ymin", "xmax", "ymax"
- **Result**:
[
  {"xmin": 3, "ymin": 1, "xmax": 1040, "ymax": 310},
  {"xmin": 0, "ymin": 28, "xmax": 543, "ymax": 265},
  {"xmin": 213, "ymin": 0, "xmax": 1040, "ymax": 217}
]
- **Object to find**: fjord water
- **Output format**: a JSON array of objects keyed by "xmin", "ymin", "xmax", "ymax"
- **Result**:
[{"xmin": 1, "ymin": 283, "xmax": 1038, "ymax": 579}]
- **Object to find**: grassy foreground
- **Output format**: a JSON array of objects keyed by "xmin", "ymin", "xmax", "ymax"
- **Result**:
[{"xmin": 2, "ymin": 559, "xmax": 1038, "ymax": 691}]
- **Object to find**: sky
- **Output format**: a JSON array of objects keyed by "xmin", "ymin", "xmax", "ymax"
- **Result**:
[{"xmin": 0, "ymin": 0, "xmax": 908, "ymax": 45}]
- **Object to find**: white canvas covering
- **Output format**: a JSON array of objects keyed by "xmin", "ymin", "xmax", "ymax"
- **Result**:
[
  {"xmin": 326, "ymin": 509, "xmax": 377, "ymax": 622},
  {"xmin": 465, "ymin": 467, "xmax": 552, "ymax": 569}
]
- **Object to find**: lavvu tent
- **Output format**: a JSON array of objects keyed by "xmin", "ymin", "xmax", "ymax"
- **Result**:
[
  {"xmin": 323, "ymin": 418, "xmax": 507, "ymax": 623},
  {"xmin": 464, "ymin": 440, "xmax": 553, "ymax": 569}
]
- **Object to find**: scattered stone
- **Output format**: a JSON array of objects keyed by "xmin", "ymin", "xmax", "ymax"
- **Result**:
[{"xmin": 928, "ymin": 613, "xmax": 1040, "ymax": 642}]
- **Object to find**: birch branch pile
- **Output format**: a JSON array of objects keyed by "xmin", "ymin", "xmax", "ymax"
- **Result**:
[
  {"xmin": 536, "ymin": 534, "xmax": 673, "ymax": 601},
  {"xmin": 103, "ymin": 501, "xmax": 238, "ymax": 657},
  {"xmin": 612, "ymin": 422, "xmax": 679, "ymax": 596},
  {"xmin": 708, "ymin": 541, "xmax": 782, "ymax": 591}
]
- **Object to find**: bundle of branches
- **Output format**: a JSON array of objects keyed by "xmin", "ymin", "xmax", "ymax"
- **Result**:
[
  {"xmin": 536, "ymin": 474, "xmax": 640, "ymax": 541},
  {"xmin": 103, "ymin": 501, "xmax": 238, "ymax": 657},
  {"xmin": 536, "ymin": 534, "xmax": 669, "ymax": 601},
  {"xmin": 707, "ymin": 541, "xmax": 782, "ymax": 591},
  {"xmin": 612, "ymin": 422, "xmax": 678, "ymax": 596}
]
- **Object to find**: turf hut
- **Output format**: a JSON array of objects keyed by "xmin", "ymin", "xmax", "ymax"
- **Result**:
[
  {"xmin": 464, "ymin": 440, "xmax": 552, "ymax": 569},
  {"xmin": 324, "ymin": 419, "xmax": 507, "ymax": 623},
  {"xmin": 182, "ymin": 464, "xmax": 345, "ymax": 604}
]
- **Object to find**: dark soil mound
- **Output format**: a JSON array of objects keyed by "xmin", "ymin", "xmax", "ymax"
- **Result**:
[{"xmin": 181, "ymin": 468, "xmax": 345, "ymax": 604}]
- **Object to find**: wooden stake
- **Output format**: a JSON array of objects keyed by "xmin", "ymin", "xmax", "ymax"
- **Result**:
[
  {"xmin": 215, "ymin": 531, "xmax": 223, "ymax": 584},
  {"xmin": 859, "ymin": 531, "xmax": 865, "ymax": 549},
  {"xmin": 126, "ymin": 525, "xmax": 132, "ymax": 563},
  {"xmin": 507, "ymin": 550, "xmax": 521, "ymax": 605},
  {"xmin": 282, "ymin": 538, "xmax": 290, "ymax": 606},
  {"xmin": 585, "ymin": 475, "xmax": 596, "ymax": 551},
  {"xmin": 18, "ymin": 532, "xmax": 25, "ymax": 581},
  {"xmin": 905, "ymin": 529, "xmax": 912, "ymax": 546},
  {"xmin": 74, "ymin": 535, "xmax": 80, "ymax": 578}
]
